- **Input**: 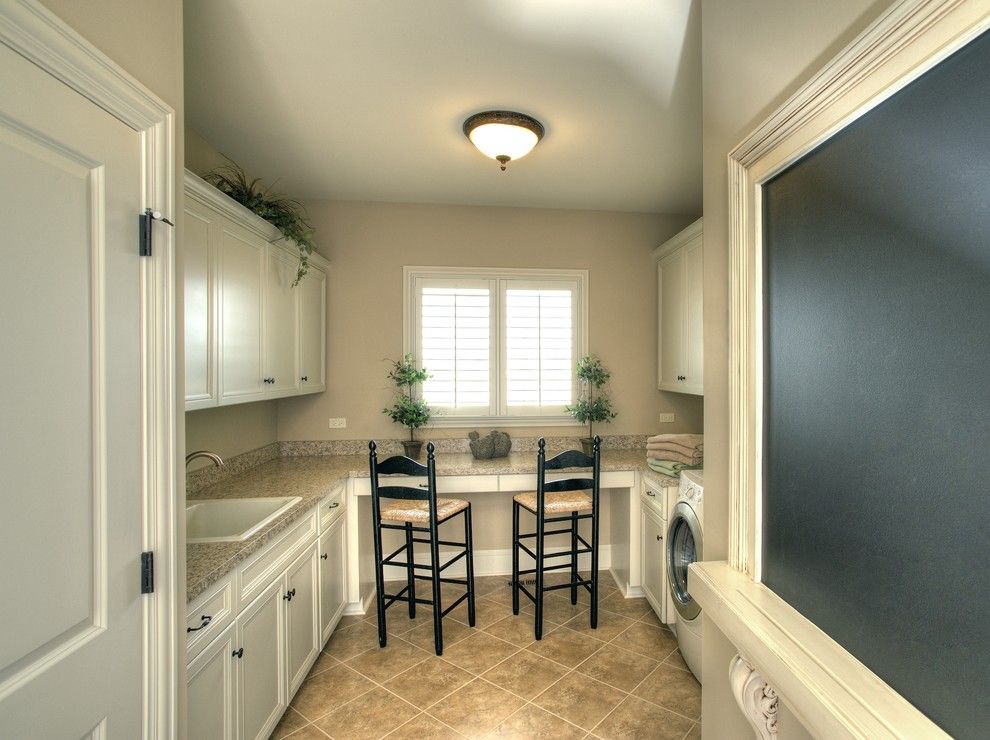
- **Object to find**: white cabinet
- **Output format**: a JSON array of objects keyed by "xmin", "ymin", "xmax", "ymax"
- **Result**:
[
  {"xmin": 284, "ymin": 543, "xmax": 320, "ymax": 695},
  {"xmin": 319, "ymin": 514, "xmax": 347, "ymax": 643},
  {"xmin": 298, "ymin": 264, "xmax": 327, "ymax": 393},
  {"xmin": 655, "ymin": 218, "xmax": 703, "ymax": 395},
  {"xmin": 187, "ymin": 622, "xmax": 236, "ymax": 740},
  {"xmin": 184, "ymin": 170, "xmax": 329, "ymax": 410},
  {"xmin": 641, "ymin": 504, "xmax": 667, "ymax": 623},
  {"xmin": 235, "ymin": 579, "xmax": 286, "ymax": 740}
]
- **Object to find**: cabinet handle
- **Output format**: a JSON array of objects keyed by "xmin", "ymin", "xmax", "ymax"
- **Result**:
[
  {"xmin": 186, "ymin": 614, "xmax": 213, "ymax": 633},
  {"xmin": 232, "ymin": 647, "xmax": 244, "ymax": 659},
  {"xmin": 646, "ymin": 490, "xmax": 655, "ymax": 497},
  {"xmin": 301, "ymin": 376, "xmax": 309, "ymax": 382},
  {"xmin": 283, "ymin": 588, "xmax": 296, "ymax": 601},
  {"xmin": 657, "ymin": 534, "xmax": 663, "ymax": 541},
  {"xmin": 677, "ymin": 375, "xmax": 686, "ymax": 381},
  {"xmin": 321, "ymin": 553, "xmax": 328, "ymax": 560},
  {"xmin": 327, "ymin": 501, "xmax": 340, "ymax": 509}
]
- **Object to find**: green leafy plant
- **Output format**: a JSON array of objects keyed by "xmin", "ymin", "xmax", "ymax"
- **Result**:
[
  {"xmin": 566, "ymin": 355, "xmax": 617, "ymax": 441},
  {"xmin": 382, "ymin": 354, "xmax": 432, "ymax": 441},
  {"xmin": 204, "ymin": 158, "xmax": 316, "ymax": 285}
]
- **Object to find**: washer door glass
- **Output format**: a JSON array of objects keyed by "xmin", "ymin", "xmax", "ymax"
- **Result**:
[{"xmin": 666, "ymin": 503, "xmax": 702, "ymax": 620}]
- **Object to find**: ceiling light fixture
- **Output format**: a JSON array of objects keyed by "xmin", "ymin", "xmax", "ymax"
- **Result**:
[{"xmin": 462, "ymin": 110, "xmax": 545, "ymax": 171}]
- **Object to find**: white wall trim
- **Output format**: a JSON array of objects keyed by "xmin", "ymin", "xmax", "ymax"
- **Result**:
[
  {"xmin": 0, "ymin": 2, "xmax": 178, "ymax": 737},
  {"xmin": 712, "ymin": 1, "xmax": 989, "ymax": 737},
  {"xmin": 651, "ymin": 217, "xmax": 702, "ymax": 262}
]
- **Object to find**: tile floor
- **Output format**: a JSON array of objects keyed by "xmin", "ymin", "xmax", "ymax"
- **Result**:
[{"xmin": 271, "ymin": 573, "xmax": 701, "ymax": 739}]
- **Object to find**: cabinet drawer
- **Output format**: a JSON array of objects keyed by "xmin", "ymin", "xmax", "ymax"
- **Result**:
[
  {"xmin": 641, "ymin": 487, "xmax": 667, "ymax": 519},
  {"xmin": 319, "ymin": 483, "xmax": 346, "ymax": 532},
  {"xmin": 186, "ymin": 575, "xmax": 234, "ymax": 661},
  {"xmin": 236, "ymin": 507, "xmax": 319, "ymax": 609},
  {"xmin": 350, "ymin": 474, "xmax": 495, "ymax": 496}
]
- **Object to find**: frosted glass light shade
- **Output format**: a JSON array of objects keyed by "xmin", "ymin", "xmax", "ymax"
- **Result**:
[{"xmin": 463, "ymin": 111, "xmax": 544, "ymax": 170}]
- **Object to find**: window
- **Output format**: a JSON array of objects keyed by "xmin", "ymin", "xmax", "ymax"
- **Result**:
[{"xmin": 405, "ymin": 267, "xmax": 588, "ymax": 425}]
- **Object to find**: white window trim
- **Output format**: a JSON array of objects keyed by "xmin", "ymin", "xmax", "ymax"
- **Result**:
[{"xmin": 404, "ymin": 266, "xmax": 589, "ymax": 427}]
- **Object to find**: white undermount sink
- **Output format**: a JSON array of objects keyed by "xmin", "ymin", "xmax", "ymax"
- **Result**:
[{"xmin": 186, "ymin": 496, "xmax": 302, "ymax": 543}]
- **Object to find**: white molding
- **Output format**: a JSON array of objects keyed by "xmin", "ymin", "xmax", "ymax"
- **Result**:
[
  {"xmin": 0, "ymin": 2, "xmax": 178, "ymax": 737},
  {"xmin": 691, "ymin": 563, "xmax": 949, "ymax": 739},
  {"xmin": 651, "ymin": 217, "xmax": 702, "ymax": 262},
  {"xmin": 729, "ymin": 655, "xmax": 779, "ymax": 739},
  {"xmin": 717, "ymin": 1, "xmax": 989, "ymax": 735}
]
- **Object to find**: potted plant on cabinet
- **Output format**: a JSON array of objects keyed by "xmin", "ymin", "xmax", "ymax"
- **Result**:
[
  {"xmin": 383, "ymin": 353, "xmax": 432, "ymax": 458},
  {"xmin": 566, "ymin": 355, "xmax": 617, "ymax": 456}
]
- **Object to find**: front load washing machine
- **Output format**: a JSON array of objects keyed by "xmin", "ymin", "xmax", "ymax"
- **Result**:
[{"xmin": 667, "ymin": 469, "xmax": 704, "ymax": 682}]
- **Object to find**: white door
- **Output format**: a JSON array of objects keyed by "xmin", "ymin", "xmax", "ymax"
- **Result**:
[
  {"xmin": 185, "ymin": 198, "xmax": 217, "ymax": 409},
  {"xmin": 285, "ymin": 543, "xmax": 320, "ymax": 694},
  {"xmin": 319, "ymin": 516, "xmax": 347, "ymax": 643},
  {"xmin": 658, "ymin": 249, "xmax": 684, "ymax": 390},
  {"xmin": 219, "ymin": 222, "xmax": 265, "ymax": 404},
  {"xmin": 236, "ymin": 579, "xmax": 286, "ymax": 740},
  {"xmin": 683, "ymin": 237, "xmax": 704, "ymax": 394},
  {"xmin": 298, "ymin": 264, "xmax": 326, "ymax": 393},
  {"xmin": 641, "ymin": 508, "xmax": 666, "ymax": 623},
  {"xmin": 263, "ymin": 245, "xmax": 299, "ymax": 397},
  {"xmin": 0, "ymin": 40, "xmax": 149, "ymax": 738},
  {"xmin": 187, "ymin": 623, "xmax": 237, "ymax": 740}
]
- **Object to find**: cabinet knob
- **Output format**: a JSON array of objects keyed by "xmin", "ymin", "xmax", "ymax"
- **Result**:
[
  {"xmin": 657, "ymin": 534, "xmax": 663, "ymax": 541},
  {"xmin": 301, "ymin": 376, "xmax": 309, "ymax": 382},
  {"xmin": 186, "ymin": 614, "xmax": 213, "ymax": 633},
  {"xmin": 232, "ymin": 647, "xmax": 244, "ymax": 659},
  {"xmin": 320, "ymin": 553, "xmax": 328, "ymax": 560},
  {"xmin": 283, "ymin": 588, "xmax": 296, "ymax": 601},
  {"xmin": 677, "ymin": 375, "xmax": 686, "ymax": 381}
]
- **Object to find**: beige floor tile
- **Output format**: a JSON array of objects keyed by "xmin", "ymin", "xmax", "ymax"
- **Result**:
[
  {"xmin": 684, "ymin": 722, "xmax": 702, "ymax": 739},
  {"xmin": 482, "ymin": 586, "xmax": 534, "ymax": 612},
  {"xmin": 447, "ymin": 595, "xmax": 508, "ymax": 629},
  {"xmin": 664, "ymin": 649, "xmax": 691, "ymax": 673},
  {"xmin": 633, "ymin": 663, "xmax": 702, "ymax": 720},
  {"xmin": 611, "ymin": 621, "xmax": 678, "ymax": 660},
  {"xmin": 336, "ymin": 613, "xmax": 368, "ymax": 629},
  {"xmin": 592, "ymin": 695, "xmax": 694, "ymax": 739},
  {"xmin": 427, "ymin": 678, "xmax": 524, "ymax": 738},
  {"xmin": 345, "ymin": 637, "xmax": 431, "ymax": 683},
  {"xmin": 439, "ymin": 631, "xmax": 521, "ymax": 675},
  {"xmin": 270, "ymin": 706, "xmax": 309, "ymax": 739},
  {"xmin": 598, "ymin": 593, "xmax": 651, "ymax": 620},
  {"xmin": 290, "ymin": 663, "xmax": 376, "ymax": 721},
  {"xmin": 402, "ymin": 616, "xmax": 474, "ymax": 653},
  {"xmin": 383, "ymin": 657, "xmax": 473, "ymax": 709},
  {"xmin": 385, "ymin": 712, "xmax": 464, "ymax": 739},
  {"xmin": 532, "ymin": 672, "xmax": 626, "ymax": 731},
  {"xmin": 282, "ymin": 726, "xmax": 331, "ymax": 739},
  {"xmin": 488, "ymin": 703, "xmax": 587, "ymax": 739},
  {"xmin": 575, "ymin": 643, "xmax": 660, "ymax": 692},
  {"xmin": 525, "ymin": 627, "xmax": 605, "ymax": 668},
  {"xmin": 562, "ymin": 609, "xmax": 636, "ymax": 643},
  {"xmin": 325, "ymin": 621, "xmax": 382, "ymax": 661},
  {"xmin": 473, "ymin": 574, "xmax": 512, "ymax": 597},
  {"xmin": 312, "ymin": 687, "xmax": 418, "ymax": 740},
  {"xmin": 481, "ymin": 649, "xmax": 569, "ymax": 698},
  {"xmin": 538, "ymin": 593, "xmax": 590, "ymax": 625},
  {"xmin": 307, "ymin": 650, "xmax": 338, "ymax": 678},
  {"xmin": 637, "ymin": 608, "xmax": 666, "ymax": 629},
  {"xmin": 483, "ymin": 615, "xmax": 543, "ymax": 647}
]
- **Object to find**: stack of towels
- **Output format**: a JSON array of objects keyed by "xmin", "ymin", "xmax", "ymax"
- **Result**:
[{"xmin": 647, "ymin": 434, "xmax": 703, "ymax": 477}]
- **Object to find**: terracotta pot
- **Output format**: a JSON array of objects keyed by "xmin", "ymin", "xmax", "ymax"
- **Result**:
[{"xmin": 401, "ymin": 440, "xmax": 423, "ymax": 459}]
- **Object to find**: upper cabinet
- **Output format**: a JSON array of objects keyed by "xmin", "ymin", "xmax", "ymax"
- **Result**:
[
  {"xmin": 655, "ymin": 218, "xmax": 703, "ymax": 396},
  {"xmin": 184, "ymin": 171, "xmax": 328, "ymax": 410}
]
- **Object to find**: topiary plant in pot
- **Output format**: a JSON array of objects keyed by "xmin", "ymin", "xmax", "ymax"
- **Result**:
[
  {"xmin": 566, "ymin": 355, "xmax": 617, "ymax": 456},
  {"xmin": 382, "ymin": 354, "xmax": 432, "ymax": 458}
]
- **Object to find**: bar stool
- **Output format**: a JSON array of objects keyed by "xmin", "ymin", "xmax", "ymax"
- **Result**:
[
  {"xmin": 369, "ymin": 440, "xmax": 476, "ymax": 655},
  {"xmin": 512, "ymin": 436, "xmax": 601, "ymax": 640}
]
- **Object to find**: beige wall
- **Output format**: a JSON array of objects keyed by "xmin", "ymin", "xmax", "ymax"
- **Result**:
[
  {"xmin": 700, "ymin": 0, "xmax": 889, "ymax": 736},
  {"xmin": 276, "ymin": 200, "xmax": 703, "ymax": 443}
]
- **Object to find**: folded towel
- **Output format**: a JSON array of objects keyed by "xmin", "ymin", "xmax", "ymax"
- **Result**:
[
  {"xmin": 647, "ymin": 458, "xmax": 703, "ymax": 477},
  {"xmin": 645, "ymin": 449, "xmax": 700, "ymax": 466},
  {"xmin": 647, "ymin": 433, "xmax": 703, "ymax": 447},
  {"xmin": 647, "ymin": 440, "xmax": 703, "ymax": 453}
]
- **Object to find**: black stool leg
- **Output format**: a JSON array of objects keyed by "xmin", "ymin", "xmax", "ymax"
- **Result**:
[
  {"xmin": 570, "ymin": 510, "xmax": 578, "ymax": 605},
  {"xmin": 535, "ymin": 507, "xmax": 545, "ymax": 640},
  {"xmin": 511, "ymin": 501, "xmax": 520, "ymax": 615},
  {"xmin": 464, "ymin": 504, "xmax": 476, "ymax": 627},
  {"xmin": 372, "ymin": 521, "xmax": 387, "ymax": 648},
  {"xmin": 429, "ymin": 515, "xmax": 443, "ymax": 655},
  {"xmin": 405, "ymin": 522, "xmax": 416, "ymax": 619},
  {"xmin": 591, "ymin": 506, "xmax": 600, "ymax": 630}
]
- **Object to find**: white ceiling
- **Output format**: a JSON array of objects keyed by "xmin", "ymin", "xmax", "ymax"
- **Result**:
[{"xmin": 184, "ymin": 0, "xmax": 701, "ymax": 214}]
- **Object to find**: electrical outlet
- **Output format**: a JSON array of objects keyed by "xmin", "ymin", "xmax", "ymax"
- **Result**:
[
  {"xmin": 327, "ymin": 418, "xmax": 347, "ymax": 429},
  {"xmin": 658, "ymin": 413, "xmax": 675, "ymax": 424}
]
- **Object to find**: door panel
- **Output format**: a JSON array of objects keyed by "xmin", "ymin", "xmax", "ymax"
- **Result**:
[
  {"xmin": 264, "ymin": 246, "xmax": 299, "ymax": 396},
  {"xmin": 0, "ymin": 41, "xmax": 144, "ymax": 737},
  {"xmin": 184, "ymin": 200, "xmax": 216, "ymax": 407},
  {"xmin": 641, "ymin": 510, "xmax": 665, "ymax": 622},
  {"xmin": 220, "ymin": 224, "xmax": 265, "ymax": 403},
  {"xmin": 285, "ymin": 543, "xmax": 320, "ymax": 694},
  {"xmin": 658, "ymin": 250, "xmax": 684, "ymax": 389},
  {"xmin": 298, "ymin": 265, "xmax": 326, "ymax": 392},
  {"xmin": 236, "ymin": 580, "xmax": 285, "ymax": 740},
  {"xmin": 319, "ymin": 517, "xmax": 347, "ymax": 643},
  {"xmin": 683, "ymin": 238, "xmax": 704, "ymax": 393},
  {"xmin": 187, "ymin": 623, "xmax": 236, "ymax": 740}
]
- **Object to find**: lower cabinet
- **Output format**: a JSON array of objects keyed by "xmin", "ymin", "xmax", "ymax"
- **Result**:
[
  {"xmin": 641, "ymin": 492, "xmax": 669, "ymax": 624},
  {"xmin": 285, "ymin": 543, "xmax": 321, "ymax": 695},
  {"xmin": 319, "ymin": 515, "xmax": 347, "ymax": 643},
  {"xmin": 187, "ymin": 622, "xmax": 237, "ymax": 740},
  {"xmin": 236, "ymin": 579, "xmax": 286, "ymax": 740}
]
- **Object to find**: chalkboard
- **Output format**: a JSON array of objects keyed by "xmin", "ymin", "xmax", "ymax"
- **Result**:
[{"xmin": 762, "ymin": 29, "xmax": 990, "ymax": 739}]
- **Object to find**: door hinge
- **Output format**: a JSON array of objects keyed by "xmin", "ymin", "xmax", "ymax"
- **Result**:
[
  {"xmin": 139, "ymin": 208, "xmax": 174, "ymax": 257},
  {"xmin": 141, "ymin": 551, "xmax": 155, "ymax": 594}
]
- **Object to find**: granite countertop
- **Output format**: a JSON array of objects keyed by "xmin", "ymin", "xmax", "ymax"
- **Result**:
[{"xmin": 186, "ymin": 449, "xmax": 679, "ymax": 603}]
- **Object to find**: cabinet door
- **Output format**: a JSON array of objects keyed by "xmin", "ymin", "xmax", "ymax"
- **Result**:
[
  {"xmin": 263, "ymin": 245, "xmax": 299, "ymax": 397},
  {"xmin": 219, "ymin": 223, "xmax": 266, "ymax": 404},
  {"xmin": 187, "ymin": 622, "xmax": 236, "ymax": 740},
  {"xmin": 285, "ymin": 543, "xmax": 321, "ymax": 695},
  {"xmin": 641, "ymin": 508, "xmax": 666, "ymax": 623},
  {"xmin": 319, "ymin": 515, "xmax": 347, "ymax": 643},
  {"xmin": 184, "ymin": 199, "xmax": 217, "ymax": 409},
  {"xmin": 298, "ymin": 264, "xmax": 326, "ymax": 393},
  {"xmin": 657, "ymin": 249, "xmax": 684, "ymax": 391},
  {"xmin": 236, "ymin": 579, "xmax": 286, "ymax": 740},
  {"xmin": 682, "ymin": 236, "xmax": 704, "ymax": 395}
]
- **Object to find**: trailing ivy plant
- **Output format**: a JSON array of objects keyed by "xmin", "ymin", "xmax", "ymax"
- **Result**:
[
  {"xmin": 566, "ymin": 355, "xmax": 618, "ymax": 442},
  {"xmin": 382, "ymin": 354, "xmax": 432, "ymax": 441},
  {"xmin": 204, "ymin": 158, "xmax": 316, "ymax": 285}
]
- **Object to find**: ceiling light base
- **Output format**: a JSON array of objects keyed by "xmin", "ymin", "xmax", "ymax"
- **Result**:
[{"xmin": 496, "ymin": 155, "xmax": 510, "ymax": 171}]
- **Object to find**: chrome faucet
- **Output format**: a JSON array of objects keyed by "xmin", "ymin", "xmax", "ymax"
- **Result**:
[{"xmin": 185, "ymin": 450, "xmax": 225, "ymax": 469}]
